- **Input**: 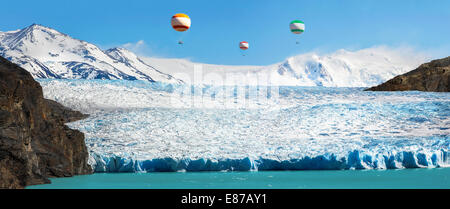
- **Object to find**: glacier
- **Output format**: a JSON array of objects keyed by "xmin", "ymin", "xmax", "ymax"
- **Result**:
[{"xmin": 38, "ymin": 79, "xmax": 450, "ymax": 172}]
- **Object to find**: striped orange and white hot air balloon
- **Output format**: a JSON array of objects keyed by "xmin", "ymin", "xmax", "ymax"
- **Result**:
[
  {"xmin": 171, "ymin": 13, "xmax": 191, "ymax": 32},
  {"xmin": 239, "ymin": 41, "xmax": 249, "ymax": 50}
]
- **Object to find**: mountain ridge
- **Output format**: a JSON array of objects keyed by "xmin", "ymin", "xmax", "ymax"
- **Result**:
[
  {"xmin": 0, "ymin": 24, "xmax": 181, "ymax": 83},
  {"xmin": 0, "ymin": 24, "xmax": 429, "ymax": 87}
]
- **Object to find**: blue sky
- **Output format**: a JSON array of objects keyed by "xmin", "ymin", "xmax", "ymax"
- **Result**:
[{"xmin": 1, "ymin": 0, "xmax": 449, "ymax": 65}]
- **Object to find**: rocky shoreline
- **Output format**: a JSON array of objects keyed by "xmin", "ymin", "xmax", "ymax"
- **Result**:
[
  {"xmin": 366, "ymin": 56, "xmax": 449, "ymax": 92},
  {"xmin": 0, "ymin": 56, "xmax": 92, "ymax": 189}
]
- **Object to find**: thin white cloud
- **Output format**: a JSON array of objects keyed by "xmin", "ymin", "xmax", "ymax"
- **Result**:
[{"xmin": 121, "ymin": 40, "xmax": 150, "ymax": 56}]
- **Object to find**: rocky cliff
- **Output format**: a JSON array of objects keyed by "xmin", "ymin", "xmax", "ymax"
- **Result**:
[
  {"xmin": 0, "ymin": 56, "xmax": 92, "ymax": 189},
  {"xmin": 366, "ymin": 56, "xmax": 450, "ymax": 92}
]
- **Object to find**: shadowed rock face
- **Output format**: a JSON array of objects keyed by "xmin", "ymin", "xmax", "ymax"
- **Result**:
[
  {"xmin": 0, "ymin": 56, "xmax": 92, "ymax": 189},
  {"xmin": 366, "ymin": 56, "xmax": 450, "ymax": 92},
  {"xmin": 45, "ymin": 99, "xmax": 89, "ymax": 123}
]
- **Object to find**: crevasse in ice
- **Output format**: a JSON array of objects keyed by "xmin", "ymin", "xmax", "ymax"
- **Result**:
[{"xmin": 39, "ymin": 79, "xmax": 450, "ymax": 172}]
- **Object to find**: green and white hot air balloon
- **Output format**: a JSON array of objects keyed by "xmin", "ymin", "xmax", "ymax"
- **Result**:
[
  {"xmin": 290, "ymin": 20, "xmax": 305, "ymax": 34},
  {"xmin": 290, "ymin": 20, "xmax": 305, "ymax": 44}
]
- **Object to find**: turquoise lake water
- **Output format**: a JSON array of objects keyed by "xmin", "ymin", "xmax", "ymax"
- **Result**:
[{"xmin": 27, "ymin": 168, "xmax": 450, "ymax": 189}]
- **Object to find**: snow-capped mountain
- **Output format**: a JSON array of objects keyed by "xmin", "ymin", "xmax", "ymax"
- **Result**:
[
  {"xmin": 264, "ymin": 47, "xmax": 428, "ymax": 87},
  {"xmin": 141, "ymin": 47, "xmax": 428, "ymax": 87},
  {"xmin": 0, "ymin": 24, "xmax": 429, "ymax": 87},
  {"xmin": 0, "ymin": 24, "xmax": 180, "ymax": 83}
]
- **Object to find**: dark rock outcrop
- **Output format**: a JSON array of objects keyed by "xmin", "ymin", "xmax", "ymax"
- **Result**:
[
  {"xmin": 0, "ymin": 56, "xmax": 92, "ymax": 189},
  {"xmin": 366, "ymin": 56, "xmax": 450, "ymax": 92},
  {"xmin": 45, "ymin": 99, "xmax": 89, "ymax": 123}
]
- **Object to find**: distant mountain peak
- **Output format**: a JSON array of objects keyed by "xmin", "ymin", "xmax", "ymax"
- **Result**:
[
  {"xmin": 106, "ymin": 47, "xmax": 127, "ymax": 51},
  {"xmin": 0, "ymin": 24, "xmax": 65, "ymax": 50},
  {"xmin": 21, "ymin": 23, "xmax": 61, "ymax": 35},
  {"xmin": 105, "ymin": 47, "xmax": 138, "ymax": 63},
  {"xmin": 28, "ymin": 23, "xmax": 44, "ymax": 28},
  {"xmin": 105, "ymin": 47, "xmax": 133, "ymax": 55}
]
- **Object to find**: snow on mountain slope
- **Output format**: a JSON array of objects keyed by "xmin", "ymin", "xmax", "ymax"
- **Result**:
[
  {"xmin": 141, "ymin": 56, "xmax": 264, "ymax": 85},
  {"xmin": 142, "ymin": 47, "xmax": 427, "ymax": 87},
  {"xmin": 0, "ymin": 24, "xmax": 181, "ymax": 83},
  {"xmin": 104, "ymin": 47, "xmax": 178, "ymax": 83},
  {"xmin": 271, "ymin": 47, "xmax": 428, "ymax": 87},
  {"xmin": 0, "ymin": 24, "xmax": 429, "ymax": 87}
]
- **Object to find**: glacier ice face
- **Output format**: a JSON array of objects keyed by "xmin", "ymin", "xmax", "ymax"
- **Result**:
[{"xmin": 39, "ymin": 79, "xmax": 450, "ymax": 172}]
